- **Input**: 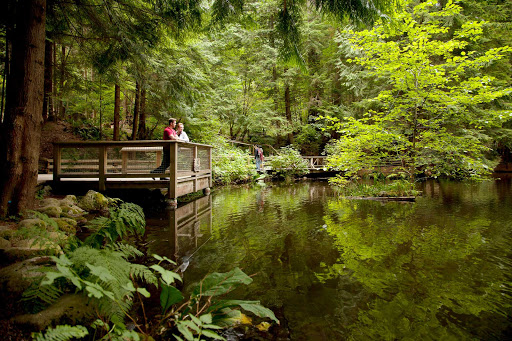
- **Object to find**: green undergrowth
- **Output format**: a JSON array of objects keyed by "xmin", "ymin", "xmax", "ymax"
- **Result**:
[
  {"xmin": 23, "ymin": 195, "xmax": 278, "ymax": 341},
  {"xmin": 330, "ymin": 176, "xmax": 421, "ymax": 197}
]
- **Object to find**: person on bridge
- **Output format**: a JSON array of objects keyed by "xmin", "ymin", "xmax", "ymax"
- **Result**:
[
  {"xmin": 176, "ymin": 122, "xmax": 190, "ymax": 142},
  {"xmin": 151, "ymin": 117, "xmax": 178, "ymax": 178},
  {"xmin": 254, "ymin": 145, "xmax": 264, "ymax": 171}
]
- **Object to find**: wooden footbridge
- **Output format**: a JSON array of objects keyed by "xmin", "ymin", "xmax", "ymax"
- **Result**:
[
  {"xmin": 45, "ymin": 140, "xmax": 336, "ymax": 206},
  {"xmin": 51, "ymin": 141, "xmax": 212, "ymax": 206}
]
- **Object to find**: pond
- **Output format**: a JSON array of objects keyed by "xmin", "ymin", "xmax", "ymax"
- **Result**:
[{"xmin": 144, "ymin": 178, "xmax": 512, "ymax": 340}]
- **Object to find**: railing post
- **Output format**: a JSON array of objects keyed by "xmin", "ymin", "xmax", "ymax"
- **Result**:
[
  {"xmin": 168, "ymin": 142, "xmax": 178, "ymax": 207},
  {"xmin": 53, "ymin": 143, "xmax": 61, "ymax": 183},
  {"xmin": 99, "ymin": 146, "xmax": 107, "ymax": 191}
]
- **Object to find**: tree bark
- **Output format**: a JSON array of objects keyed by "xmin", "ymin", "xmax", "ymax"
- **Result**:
[
  {"xmin": 58, "ymin": 44, "xmax": 65, "ymax": 120},
  {"xmin": 137, "ymin": 86, "xmax": 146, "ymax": 140},
  {"xmin": 0, "ymin": 0, "xmax": 46, "ymax": 217},
  {"xmin": 113, "ymin": 83, "xmax": 121, "ymax": 141},
  {"xmin": 285, "ymin": 82, "xmax": 294, "ymax": 144},
  {"xmin": 131, "ymin": 80, "xmax": 140, "ymax": 140},
  {"xmin": 42, "ymin": 37, "xmax": 53, "ymax": 122}
]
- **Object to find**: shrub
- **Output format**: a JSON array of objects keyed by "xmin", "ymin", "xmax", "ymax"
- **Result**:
[{"xmin": 267, "ymin": 146, "xmax": 309, "ymax": 179}]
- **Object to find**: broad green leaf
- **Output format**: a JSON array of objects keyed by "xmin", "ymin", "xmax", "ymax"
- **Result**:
[
  {"xmin": 193, "ymin": 268, "xmax": 252, "ymax": 297},
  {"xmin": 160, "ymin": 281, "xmax": 184, "ymax": 312},
  {"xmin": 201, "ymin": 329, "xmax": 225, "ymax": 340}
]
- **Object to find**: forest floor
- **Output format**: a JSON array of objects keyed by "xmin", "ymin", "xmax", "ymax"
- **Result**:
[{"xmin": 40, "ymin": 121, "xmax": 81, "ymax": 160}]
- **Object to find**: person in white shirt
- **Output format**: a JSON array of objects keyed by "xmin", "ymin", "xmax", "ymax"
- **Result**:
[{"xmin": 176, "ymin": 122, "xmax": 190, "ymax": 142}]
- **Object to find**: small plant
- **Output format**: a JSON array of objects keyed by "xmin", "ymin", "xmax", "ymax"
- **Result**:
[
  {"xmin": 330, "ymin": 176, "xmax": 421, "ymax": 197},
  {"xmin": 267, "ymin": 146, "xmax": 309, "ymax": 179},
  {"xmin": 212, "ymin": 142, "xmax": 258, "ymax": 184},
  {"xmin": 84, "ymin": 201, "xmax": 146, "ymax": 247}
]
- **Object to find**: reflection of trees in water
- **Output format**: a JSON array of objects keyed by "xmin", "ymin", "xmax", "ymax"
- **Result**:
[{"xmin": 321, "ymin": 195, "xmax": 512, "ymax": 340}]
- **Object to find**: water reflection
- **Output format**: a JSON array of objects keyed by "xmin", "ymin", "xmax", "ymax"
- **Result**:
[
  {"xmin": 145, "ymin": 181, "xmax": 512, "ymax": 340},
  {"xmin": 145, "ymin": 195, "xmax": 212, "ymax": 262}
]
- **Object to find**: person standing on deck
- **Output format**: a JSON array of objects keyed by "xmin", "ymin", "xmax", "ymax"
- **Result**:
[
  {"xmin": 151, "ymin": 117, "xmax": 178, "ymax": 177},
  {"xmin": 254, "ymin": 145, "xmax": 264, "ymax": 171},
  {"xmin": 176, "ymin": 122, "xmax": 190, "ymax": 142}
]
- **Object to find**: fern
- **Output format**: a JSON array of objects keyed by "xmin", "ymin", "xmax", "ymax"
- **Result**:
[
  {"xmin": 21, "ymin": 281, "xmax": 63, "ymax": 313},
  {"xmin": 41, "ymin": 246, "xmax": 156, "ymax": 329},
  {"xmin": 32, "ymin": 325, "xmax": 88, "ymax": 341},
  {"xmin": 84, "ymin": 202, "xmax": 146, "ymax": 247},
  {"xmin": 107, "ymin": 242, "xmax": 144, "ymax": 259}
]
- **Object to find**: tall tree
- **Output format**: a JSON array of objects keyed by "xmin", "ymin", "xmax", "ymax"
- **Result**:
[{"xmin": 0, "ymin": 0, "xmax": 46, "ymax": 216}]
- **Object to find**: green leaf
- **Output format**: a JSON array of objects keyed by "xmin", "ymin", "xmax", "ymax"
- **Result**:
[
  {"xmin": 193, "ymin": 268, "xmax": 252, "ymax": 297},
  {"xmin": 201, "ymin": 329, "xmax": 226, "ymax": 340},
  {"xmin": 137, "ymin": 287, "xmax": 150, "ymax": 298},
  {"xmin": 150, "ymin": 264, "xmax": 182, "ymax": 285},
  {"xmin": 176, "ymin": 322, "xmax": 195, "ymax": 341},
  {"xmin": 86, "ymin": 263, "xmax": 115, "ymax": 282},
  {"xmin": 160, "ymin": 281, "xmax": 184, "ymax": 312}
]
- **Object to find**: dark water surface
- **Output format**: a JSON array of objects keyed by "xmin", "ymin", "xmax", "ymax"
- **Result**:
[{"xmin": 145, "ymin": 179, "xmax": 512, "ymax": 340}]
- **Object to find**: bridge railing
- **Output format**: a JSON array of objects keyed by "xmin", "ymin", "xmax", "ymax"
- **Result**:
[{"xmin": 53, "ymin": 140, "xmax": 212, "ymax": 201}]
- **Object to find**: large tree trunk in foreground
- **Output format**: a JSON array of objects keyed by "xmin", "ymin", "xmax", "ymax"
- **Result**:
[
  {"xmin": 0, "ymin": 0, "xmax": 46, "ymax": 217},
  {"xmin": 113, "ymin": 83, "xmax": 121, "ymax": 141}
]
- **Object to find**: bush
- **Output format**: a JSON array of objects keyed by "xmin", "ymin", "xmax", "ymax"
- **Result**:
[
  {"xmin": 267, "ymin": 146, "xmax": 309, "ymax": 179},
  {"xmin": 212, "ymin": 141, "xmax": 258, "ymax": 184}
]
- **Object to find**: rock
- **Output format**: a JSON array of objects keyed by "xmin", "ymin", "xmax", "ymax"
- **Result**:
[
  {"xmin": 0, "ymin": 257, "xmax": 53, "ymax": 296},
  {"xmin": 60, "ymin": 195, "xmax": 78, "ymax": 207},
  {"xmin": 12, "ymin": 238, "xmax": 61, "ymax": 252},
  {"xmin": 40, "ymin": 198, "xmax": 60, "ymax": 207},
  {"xmin": 60, "ymin": 204, "xmax": 85, "ymax": 218},
  {"xmin": 51, "ymin": 218, "xmax": 77, "ymax": 234},
  {"xmin": 78, "ymin": 190, "xmax": 110, "ymax": 212},
  {"xmin": 36, "ymin": 205, "xmax": 62, "ymax": 218},
  {"xmin": 11, "ymin": 294, "xmax": 94, "ymax": 331},
  {"xmin": 0, "ymin": 237, "xmax": 11, "ymax": 249},
  {"xmin": 18, "ymin": 219, "xmax": 47, "ymax": 230}
]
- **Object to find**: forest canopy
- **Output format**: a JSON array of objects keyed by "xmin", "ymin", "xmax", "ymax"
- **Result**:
[{"xmin": 0, "ymin": 0, "xmax": 511, "ymax": 215}]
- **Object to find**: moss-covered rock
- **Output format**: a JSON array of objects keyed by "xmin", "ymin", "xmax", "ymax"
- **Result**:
[
  {"xmin": 60, "ymin": 195, "xmax": 78, "ymax": 207},
  {"xmin": 11, "ymin": 294, "xmax": 94, "ymax": 331},
  {"xmin": 0, "ymin": 237, "xmax": 11, "ymax": 249},
  {"xmin": 78, "ymin": 190, "xmax": 109, "ymax": 212},
  {"xmin": 40, "ymin": 198, "xmax": 60, "ymax": 207},
  {"xmin": 0, "ymin": 256, "xmax": 53, "ymax": 296},
  {"xmin": 18, "ymin": 219, "xmax": 47, "ymax": 230},
  {"xmin": 36, "ymin": 205, "xmax": 62, "ymax": 218},
  {"xmin": 51, "ymin": 218, "xmax": 77, "ymax": 234},
  {"xmin": 60, "ymin": 204, "xmax": 85, "ymax": 218}
]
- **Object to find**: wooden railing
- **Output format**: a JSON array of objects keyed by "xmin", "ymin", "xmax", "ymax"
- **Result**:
[{"xmin": 53, "ymin": 141, "xmax": 212, "ymax": 203}]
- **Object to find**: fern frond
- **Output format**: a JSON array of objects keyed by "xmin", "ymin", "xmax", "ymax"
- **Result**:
[
  {"xmin": 108, "ymin": 242, "xmax": 144, "ymax": 259},
  {"xmin": 22, "ymin": 282, "xmax": 63, "ymax": 309},
  {"xmin": 130, "ymin": 263, "xmax": 158, "ymax": 286},
  {"xmin": 32, "ymin": 325, "xmax": 88, "ymax": 341}
]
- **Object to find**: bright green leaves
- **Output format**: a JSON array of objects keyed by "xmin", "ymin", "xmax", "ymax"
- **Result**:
[{"xmin": 330, "ymin": 0, "xmax": 512, "ymax": 180}]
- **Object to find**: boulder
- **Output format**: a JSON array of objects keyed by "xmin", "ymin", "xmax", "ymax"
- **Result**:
[
  {"xmin": 36, "ymin": 205, "xmax": 62, "ymax": 218},
  {"xmin": 60, "ymin": 195, "xmax": 78, "ymax": 207},
  {"xmin": 78, "ymin": 190, "xmax": 110, "ymax": 212},
  {"xmin": 40, "ymin": 198, "xmax": 60, "ymax": 207},
  {"xmin": 0, "ymin": 237, "xmax": 11, "ymax": 249},
  {"xmin": 0, "ymin": 257, "xmax": 53, "ymax": 296},
  {"xmin": 11, "ymin": 294, "xmax": 94, "ymax": 331},
  {"xmin": 60, "ymin": 204, "xmax": 85, "ymax": 218},
  {"xmin": 18, "ymin": 219, "xmax": 48, "ymax": 230},
  {"xmin": 51, "ymin": 218, "xmax": 77, "ymax": 234}
]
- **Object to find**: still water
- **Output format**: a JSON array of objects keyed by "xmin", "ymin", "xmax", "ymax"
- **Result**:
[{"xmin": 145, "ymin": 179, "xmax": 512, "ymax": 340}]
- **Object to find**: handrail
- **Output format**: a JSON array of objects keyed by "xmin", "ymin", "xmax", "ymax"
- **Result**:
[{"xmin": 52, "ymin": 140, "xmax": 213, "ymax": 205}]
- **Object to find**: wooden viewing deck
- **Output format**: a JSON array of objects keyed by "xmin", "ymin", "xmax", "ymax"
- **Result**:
[{"xmin": 52, "ymin": 140, "xmax": 212, "ymax": 206}]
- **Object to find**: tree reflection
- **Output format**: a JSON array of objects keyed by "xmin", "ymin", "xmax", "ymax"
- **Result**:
[{"xmin": 322, "ymin": 197, "xmax": 512, "ymax": 340}]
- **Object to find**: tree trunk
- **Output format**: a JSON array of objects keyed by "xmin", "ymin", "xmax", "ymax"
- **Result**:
[
  {"xmin": 58, "ymin": 44, "xmax": 65, "ymax": 120},
  {"xmin": 0, "ymin": 0, "xmax": 46, "ymax": 217},
  {"xmin": 285, "ymin": 83, "xmax": 294, "ymax": 144},
  {"xmin": 42, "ymin": 37, "xmax": 53, "ymax": 122},
  {"xmin": 137, "ymin": 86, "xmax": 146, "ymax": 140},
  {"xmin": 131, "ymin": 80, "xmax": 140, "ymax": 140},
  {"xmin": 113, "ymin": 83, "xmax": 120, "ymax": 141}
]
